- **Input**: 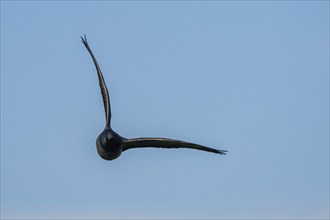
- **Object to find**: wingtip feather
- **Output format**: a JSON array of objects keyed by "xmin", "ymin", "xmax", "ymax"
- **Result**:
[
  {"xmin": 80, "ymin": 34, "xmax": 88, "ymax": 45},
  {"xmin": 217, "ymin": 149, "xmax": 228, "ymax": 155}
]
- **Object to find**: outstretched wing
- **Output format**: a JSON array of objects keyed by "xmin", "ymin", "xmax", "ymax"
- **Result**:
[
  {"xmin": 122, "ymin": 138, "xmax": 227, "ymax": 155},
  {"xmin": 81, "ymin": 35, "xmax": 111, "ymax": 128}
]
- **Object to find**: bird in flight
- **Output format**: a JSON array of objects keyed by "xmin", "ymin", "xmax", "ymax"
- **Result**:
[{"xmin": 81, "ymin": 35, "xmax": 227, "ymax": 160}]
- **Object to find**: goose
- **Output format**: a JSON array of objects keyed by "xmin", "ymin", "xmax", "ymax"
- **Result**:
[{"xmin": 81, "ymin": 35, "xmax": 227, "ymax": 160}]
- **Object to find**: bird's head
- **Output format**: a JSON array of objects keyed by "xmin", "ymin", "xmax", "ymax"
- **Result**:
[{"xmin": 96, "ymin": 128, "xmax": 124, "ymax": 160}]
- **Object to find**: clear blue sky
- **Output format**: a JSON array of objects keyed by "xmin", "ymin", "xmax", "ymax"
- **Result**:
[{"xmin": 1, "ymin": 1, "xmax": 329, "ymax": 219}]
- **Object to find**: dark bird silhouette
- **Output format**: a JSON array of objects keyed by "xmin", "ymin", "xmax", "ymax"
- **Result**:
[{"xmin": 81, "ymin": 35, "xmax": 227, "ymax": 160}]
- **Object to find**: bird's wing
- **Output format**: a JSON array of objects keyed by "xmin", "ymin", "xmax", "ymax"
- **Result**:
[
  {"xmin": 122, "ymin": 137, "xmax": 227, "ymax": 155},
  {"xmin": 81, "ymin": 35, "xmax": 112, "ymax": 128}
]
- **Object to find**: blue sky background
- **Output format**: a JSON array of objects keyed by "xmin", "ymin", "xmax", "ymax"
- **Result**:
[{"xmin": 1, "ymin": 1, "xmax": 329, "ymax": 219}]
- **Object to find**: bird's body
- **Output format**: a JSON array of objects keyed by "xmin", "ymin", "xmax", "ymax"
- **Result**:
[
  {"xmin": 81, "ymin": 35, "xmax": 227, "ymax": 160},
  {"xmin": 96, "ymin": 128, "xmax": 124, "ymax": 160}
]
